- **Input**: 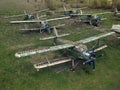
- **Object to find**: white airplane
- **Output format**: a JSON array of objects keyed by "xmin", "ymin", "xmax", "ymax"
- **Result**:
[{"xmin": 10, "ymin": 16, "xmax": 70, "ymax": 33}]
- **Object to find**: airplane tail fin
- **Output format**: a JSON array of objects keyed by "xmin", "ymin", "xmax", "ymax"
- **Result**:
[
  {"xmin": 63, "ymin": 5, "xmax": 67, "ymax": 12},
  {"xmin": 80, "ymin": 10, "xmax": 83, "ymax": 15},
  {"xmin": 53, "ymin": 26, "xmax": 59, "ymax": 37},
  {"xmin": 24, "ymin": 10, "xmax": 27, "ymax": 15}
]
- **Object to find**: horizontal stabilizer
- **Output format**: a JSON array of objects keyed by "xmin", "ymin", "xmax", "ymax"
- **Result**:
[
  {"xmin": 20, "ymin": 28, "xmax": 40, "ymax": 31},
  {"xmin": 101, "ymin": 18, "xmax": 107, "ymax": 21},
  {"xmin": 40, "ymin": 33, "xmax": 69, "ymax": 40}
]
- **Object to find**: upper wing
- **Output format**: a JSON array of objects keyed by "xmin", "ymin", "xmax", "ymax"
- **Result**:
[
  {"xmin": 10, "ymin": 20, "xmax": 42, "ymax": 24},
  {"xmin": 15, "ymin": 44, "xmax": 74, "ymax": 58},
  {"xmin": 31, "ymin": 8, "xmax": 49, "ymax": 14},
  {"xmin": 4, "ymin": 14, "xmax": 26, "ymax": 18},
  {"xmin": 10, "ymin": 16, "xmax": 70, "ymax": 24},
  {"xmin": 70, "ymin": 12, "xmax": 112, "ymax": 16},
  {"xmin": 76, "ymin": 32, "xmax": 115, "ymax": 44},
  {"xmin": 70, "ymin": 14, "xmax": 91, "ymax": 16}
]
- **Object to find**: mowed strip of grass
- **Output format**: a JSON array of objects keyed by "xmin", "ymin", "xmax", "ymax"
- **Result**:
[{"xmin": 0, "ymin": 7, "xmax": 120, "ymax": 90}]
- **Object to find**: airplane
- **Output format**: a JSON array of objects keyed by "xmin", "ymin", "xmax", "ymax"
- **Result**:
[
  {"xmin": 4, "ymin": 8, "xmax": 49, "ymax": 20},
  {"xmin": 70, "ymin": 11, "xmax": 112, "ymax": 26},
  {"xmin": 58, "ymin": 6, "xmax": 112, "ymax": 26},
  {"xmin": 10, "ymin": 16, "xmax": 70, "ymax": 33},
  {"xmin": 55, "ymin": 5, "xmax": 112, "ymax": 26},
  {"xmin": 15, "ymin": 30, "xmax": 116, "ymax": 71}
]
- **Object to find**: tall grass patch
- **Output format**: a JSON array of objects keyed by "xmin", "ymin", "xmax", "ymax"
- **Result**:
[{"xmin": 88, "ymin": 0, "xmax": 112, "ymax": 9}]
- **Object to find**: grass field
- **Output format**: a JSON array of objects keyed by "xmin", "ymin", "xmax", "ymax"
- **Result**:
[{"xmin": 0, "ymin": 2, "xmax": 120, "ymax": 90}]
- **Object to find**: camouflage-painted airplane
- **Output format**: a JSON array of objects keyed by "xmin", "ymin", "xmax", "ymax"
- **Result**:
[
  {"xmin": 5, "ymin": 8, "xmax": 49, "ymax": 20},
  {"xmin": 70, "ymin": 11, "xmax": 112, "ymax": 26},
  {"xmin": 15, "ymin": 30, "xmax": 116, "ymax": 71},
  {"xmin": 57, "ymin": 5, "xmax": 112, "ymax": 26},
  {"xmin": 59, "ymin": 6, "xmax": 112, "ymax": 26}
]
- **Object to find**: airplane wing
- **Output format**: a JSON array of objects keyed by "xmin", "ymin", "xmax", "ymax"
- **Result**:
[
  {"xmin": 31, "ymin": 8, "xmax": 49, "ymax": 14},
  {"xmin": 15, "ymin": 44, "xmax": 74, "ymax": 58},
  {"xmin": 10, "ymin": 20, "xmax": 42, "ymax": 24},
  {"xmin": 4, "ymin": 14, "xmax": 26, "ymax": 18},
  {"xmin": 70, "ymin": 13, "xmax": 91, "ymax": 16},
  {"xmin": 76, "ymin": 32, "xmax": 115, "ymax": 44},
  {"xmin": 10, "ymin": 16, "xmax": 70, "ymax": 24},
  {"xmin": 20, "ymin": 28, "xmax": 40, "ymax": 31},
  {"xmin": 70, "ymin": 12, "xmax": 112, "ymax": 16},
  {"xmin": 20, "ymin": 24, "xmax": 65, "ymax": 31}
]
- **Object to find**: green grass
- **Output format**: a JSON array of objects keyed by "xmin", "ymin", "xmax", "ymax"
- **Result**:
[{"xmin": 0, "ymin": 6, "xmax": 120, "ymax": 90}]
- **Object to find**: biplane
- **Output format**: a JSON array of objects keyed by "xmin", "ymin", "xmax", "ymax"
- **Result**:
[
  {"xmin": 10, "ymin": 16, "xmax": 69, "ymax": 33},
  {"xmin": 59, "ymin": 6, "xmax": 112, "ymax": 26},
  {"xmin": 15, "ymin": 29, "xmax": 116, "ymax": 71},
  {"xmin": 56, "ymin": 5, "xmax": 112, "ymax": 26},
  {"xmin": 70, "ymin": 11, "xmax": 112, "ymax": 26},
  {"xmin": 5, "ymin": 8, "xmax": 49, "ymax": 20}
]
